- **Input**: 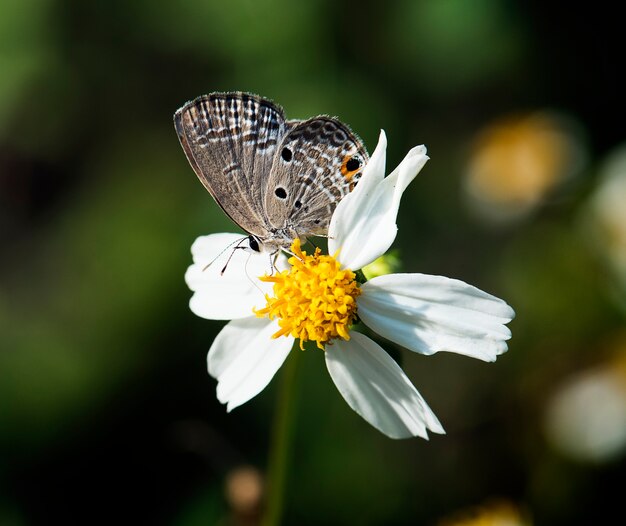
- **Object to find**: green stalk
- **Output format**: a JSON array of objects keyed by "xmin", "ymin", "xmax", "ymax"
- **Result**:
[{"xmin": 261, "ymin": 348, "xmax": 301, "ymax": 526}]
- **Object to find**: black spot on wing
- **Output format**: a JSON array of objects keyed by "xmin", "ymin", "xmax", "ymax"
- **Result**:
[{"xmin": 281, "ymin": 147, "xmax": 292, "ymax": 162}]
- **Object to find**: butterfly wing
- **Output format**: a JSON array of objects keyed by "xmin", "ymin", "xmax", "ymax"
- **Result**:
[
  {"xmin": 264, "ymin": 117, "xmax": 369, "ymax": 236},
  {"xmin": 174, "ymin": 92, "xmax": 286, "ymax": 238}
]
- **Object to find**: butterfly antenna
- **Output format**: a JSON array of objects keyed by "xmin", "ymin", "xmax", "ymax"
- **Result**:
[
  {"xmin": 202, "ymin": 236, "xmax": 247, "ymax": 272},
  {"xmin": 220, "ymin": 238, "xmax": 249, "ymax": 275}
]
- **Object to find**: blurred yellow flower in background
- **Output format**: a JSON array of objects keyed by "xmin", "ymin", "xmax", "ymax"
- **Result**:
[
  {"xmin": 464, "ymin": 111, "xmax": 586, "ymax": 223},
  {"xmin": 438, "ymin": 500, "xmax": 531, "ymax": 526},
  {"xmin": 225, "ymin": 465, "xmax": 263, "ymax": 521}
]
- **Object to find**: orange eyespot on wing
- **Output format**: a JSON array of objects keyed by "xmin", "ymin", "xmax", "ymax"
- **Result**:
[{"xmin": 340, "ymin": 154, "xmax": 362, "ymax": 181}]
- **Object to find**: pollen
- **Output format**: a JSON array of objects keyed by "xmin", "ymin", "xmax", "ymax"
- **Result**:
[{"xmin": 254, "ymin": 239, "xmax": 361, "ymax": 350}]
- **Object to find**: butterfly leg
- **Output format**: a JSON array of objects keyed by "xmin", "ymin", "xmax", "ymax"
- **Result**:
[{"xmin": 269, "ymin": 251, "xmax": 280, "ymax": 276}]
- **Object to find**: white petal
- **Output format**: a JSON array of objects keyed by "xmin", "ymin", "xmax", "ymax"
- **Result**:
[
  {"xmin": 208, "ymin": 317, "xmax": 294, "ymax": 411},
  {"xmin": 329, "ymin": 133, "xmax": 429, "ymax": 270},
  {"xmin": 185, "ymin": 233, "xmax": 283, "ymax": 320},
  {"xmin": 358, "ymin": 273, "xmax": 515, "ymax": 362},
  {"xmin": 328, "ymin": 131, "xmax": 387, "ymax": 260},
  {"xmin": 325, "ymin": 332, "xmax": 444, "ymax": 439}
]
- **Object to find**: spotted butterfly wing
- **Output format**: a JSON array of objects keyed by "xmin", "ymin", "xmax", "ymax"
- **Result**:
[
  {"xmin": 265, "ymin": 117, "xmax": 369, "ymax": 236},
  {"xmin": 174, "ymin": 92, "xmax": 286, "ymax": 241},
  {"xmin": 174, "ymin": 92, "xmax": 368, "ymax": 249}
]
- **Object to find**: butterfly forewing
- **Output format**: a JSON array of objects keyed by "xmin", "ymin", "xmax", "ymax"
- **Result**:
[
  {"xmin": 264, "ymin": 117, "xmax": 369, "ymax": 235},
  {"xmin": 174, "ymin": 92, "xmax": 287, "ymax": 238}
]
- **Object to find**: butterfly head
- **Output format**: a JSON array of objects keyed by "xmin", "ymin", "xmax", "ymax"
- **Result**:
[
  {"xmin": 243, "ymin": 233, "xmax": 290, "ymax": 254},
  {"xmin": 245, "ymin": 235, "xmax": 262, "ymax": 253}
]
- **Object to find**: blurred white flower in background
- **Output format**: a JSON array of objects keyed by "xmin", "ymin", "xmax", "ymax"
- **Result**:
[
  {"xmin": 584, "ymin": 144, "xmax": 626, "ymax": 300},
  {"xmin": 544, "ymin": 341, "xmax": 626, "ymax": 463}
]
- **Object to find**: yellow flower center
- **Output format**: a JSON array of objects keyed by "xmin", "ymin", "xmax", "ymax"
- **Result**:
[{"xmin": 254, "ymin": 239, "xmax": 361, "ymax": 350}]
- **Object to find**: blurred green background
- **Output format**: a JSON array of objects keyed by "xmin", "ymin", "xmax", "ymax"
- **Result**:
[{"xmin": 1, "ymin": 0, "xmax": 625, "ymax": 524}]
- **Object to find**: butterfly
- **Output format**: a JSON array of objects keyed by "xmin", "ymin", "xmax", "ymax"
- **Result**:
[{"xmin": 174, "ymin": 92, "xmax": 369, "ymax": 253}]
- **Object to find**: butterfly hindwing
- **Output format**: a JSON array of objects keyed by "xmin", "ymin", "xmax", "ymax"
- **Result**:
[
  {"xmin": 174, "ymin": 92, "xmax": 286, "ymax": 238},
  {"xmin": 264, "ymin": 117, "xmax": 369, "ymax": 236}
]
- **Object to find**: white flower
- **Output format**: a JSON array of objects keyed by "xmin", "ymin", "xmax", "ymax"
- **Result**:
[{"xmin": 186, "ymin": 131, "xmax": 515, "ymax": 439}]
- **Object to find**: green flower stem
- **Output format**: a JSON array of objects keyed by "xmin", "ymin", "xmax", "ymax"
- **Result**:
[{"xmin": 262, "ymin": 347, "xmax": 301, "ymax": 526}]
